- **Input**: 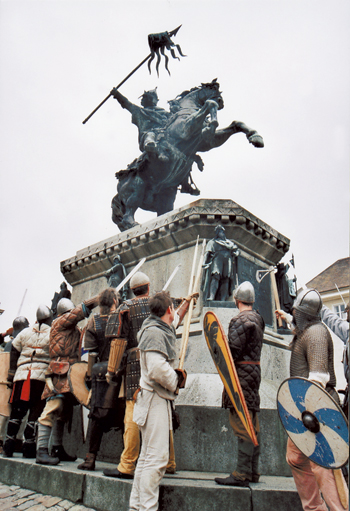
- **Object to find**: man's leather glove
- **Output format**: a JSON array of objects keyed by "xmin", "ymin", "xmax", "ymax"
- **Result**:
[
  {"xmin": 185, "ymin": 292, "xmax": 199, "ymax": 305},
  {"xmin": 106, "ymin": 371, "xmax": 121, "ymax": 386},
  {"xmin": 175, "ymin": 369, "xmax": 187, "ymax": 389}
]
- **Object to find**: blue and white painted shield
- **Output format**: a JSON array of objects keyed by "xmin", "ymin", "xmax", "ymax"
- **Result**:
[{"xmin": 277, "ymin": 377, "xmax": 349, "ymax": 469}]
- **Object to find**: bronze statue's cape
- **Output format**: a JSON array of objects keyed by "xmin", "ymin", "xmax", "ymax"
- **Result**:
[{"xmin": 203, "ymin": 310, "xmax": 258, "ymax": 446}]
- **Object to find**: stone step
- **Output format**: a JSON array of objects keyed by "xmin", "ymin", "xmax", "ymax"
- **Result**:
[
  {"xmin": 0, "ymin": 456, "xmax": 302, "ymax": 511},
  {"xmin": 64, "ymin": 405, "xmax": 291, "ymax": 477}
]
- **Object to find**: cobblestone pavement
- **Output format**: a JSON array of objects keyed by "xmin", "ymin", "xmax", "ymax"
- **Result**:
[{"xmin": 0, "ymin": 483, "xmax": 96, "ymax": 511}]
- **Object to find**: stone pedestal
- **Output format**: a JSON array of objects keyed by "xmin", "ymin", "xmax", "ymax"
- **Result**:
[
  {"xmin": 61, "ymin": 198, "xmax": 292, "ymax": 409},
  {"xmin": 61, "ymin": 198, "xmax": 289, "ymax": 306},
  {"xmin": 60, "ymin": 198, "xmax": 293, "ymax": 475}
]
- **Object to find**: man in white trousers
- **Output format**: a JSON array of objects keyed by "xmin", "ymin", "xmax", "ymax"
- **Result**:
[{"xmin": 129, "ymin": 291, "xmax": 187, "ymax": 511}]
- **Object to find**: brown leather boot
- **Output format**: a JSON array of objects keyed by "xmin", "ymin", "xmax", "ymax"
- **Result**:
[
  {"xmin": 77, "ymin": 453, "xmax": 96, "ymax": 471},
  {"xmin": 51, "ymin": 445, "xmax": 77, "ymax": 462}
]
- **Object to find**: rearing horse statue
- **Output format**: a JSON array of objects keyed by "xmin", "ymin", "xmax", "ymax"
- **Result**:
[{"xmin": 111, "ymin": 79, "xmax": 264, "ymax": 232}]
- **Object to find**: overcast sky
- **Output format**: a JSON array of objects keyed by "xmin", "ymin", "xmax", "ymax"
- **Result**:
[{"xmin": 0, "ymin": 0, "xmax": 349, "ymax": 330}]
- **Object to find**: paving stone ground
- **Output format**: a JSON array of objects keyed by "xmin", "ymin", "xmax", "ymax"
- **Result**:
[{"xmin": 0, "ymin": 484, "xmax": 96, "ymax": 511}]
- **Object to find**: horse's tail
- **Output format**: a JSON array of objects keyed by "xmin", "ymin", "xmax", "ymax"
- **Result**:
[{"xmin": 111, "ymin": 193, "xmax": 125, "ymax": 228}]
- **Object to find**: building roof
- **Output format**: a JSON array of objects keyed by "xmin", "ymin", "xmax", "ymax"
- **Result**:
[{"xmin": 306, "ymin": 257, "xmax": 350, "ymax": 294}]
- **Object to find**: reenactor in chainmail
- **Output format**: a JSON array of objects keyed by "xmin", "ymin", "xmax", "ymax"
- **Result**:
[
  {"xmin": 276, "ymin": 288, "xmax": 347, "ymax": 511},
  {"xmin": 102, "ymin": 271, "xmax": 193, "ymax": 479},
  {"xmin": 77, "ymin": 288, "xmax": 118, "ymax": 471}
]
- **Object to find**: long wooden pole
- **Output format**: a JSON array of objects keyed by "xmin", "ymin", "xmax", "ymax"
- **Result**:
[
  {"xmin": 178, "ymin": 239, "xmax": 206, "ymax": 369},
  {"xmin": 270, "ymin": 269, "xmax": 283, "ymax": 327},
  {"xmin": 333, "ymin": 469, "xmax": 348, "ymax": 509},
  {"xmin": 178, "ymin": 237, "xmax": 199, "ymax": 362},
  {"xmin": 188, "ymin": 236, "xmax": 199, "ymax": 294}
]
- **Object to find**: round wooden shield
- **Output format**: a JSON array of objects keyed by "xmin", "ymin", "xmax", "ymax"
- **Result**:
[
  {"xmin": 68, "ymin": 361, "xmax": 91, "ymax": 409},
  {"xmin": 277, "ymin": 377, "xmax": 349, "ymax": 468}
]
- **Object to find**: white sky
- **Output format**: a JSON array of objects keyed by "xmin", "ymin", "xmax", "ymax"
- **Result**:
[{"xmin": 0, "ymin": 0, "xmax": 349, "ymax": 331}]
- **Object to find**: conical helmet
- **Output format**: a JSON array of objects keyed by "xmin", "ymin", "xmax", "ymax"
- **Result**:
[
  {"xmin": 130, "ymin": 272, "xmax": 150, "ymax": 290},
  {"xmin": 36, "ymin": 304, "xmax": 52, "ymax": 322},
  {"xmin": 234, "ymin": 281, "xmax": 255, "ymax": 304},
  {"xmin": 57, "ymin": 298, "xmax": 74, "ymax": 316},
  {"xmin": 12, "ymin": 316, "xmax": 29, "ymax": 337},
  {"xmin": 293, "ymin": 288, "xmax": 322, "ymax": 318}
]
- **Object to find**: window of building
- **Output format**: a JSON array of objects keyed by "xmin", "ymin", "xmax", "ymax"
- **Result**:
[{"xmin": 333, "ymin": 303, "xmax": 346, "ymax": 320}]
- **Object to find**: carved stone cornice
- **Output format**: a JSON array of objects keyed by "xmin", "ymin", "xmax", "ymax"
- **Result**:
[{"xmin": 61, "ymin": 199, "xmax": 290, "ymax": 286}]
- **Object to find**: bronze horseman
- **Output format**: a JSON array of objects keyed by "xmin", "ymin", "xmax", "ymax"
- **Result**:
[{"xmin": 111, "ymin": 79, "xmax": 264, "ymax": 231}]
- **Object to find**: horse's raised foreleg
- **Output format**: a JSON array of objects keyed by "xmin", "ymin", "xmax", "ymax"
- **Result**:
[
  {"xmin": 181, "ymin": 100, "xmax": 219, "ymax": 139},
  {"xmin": 197, "ymin": 121, "xmax": 264, "ymax": 152},
  {"xmin": 233, "ymin": 121, "xmax": 264, "ymax": 148},
  {"xmin": 207, "ymin": 101, "xmax": 218, "ymax": 129}
]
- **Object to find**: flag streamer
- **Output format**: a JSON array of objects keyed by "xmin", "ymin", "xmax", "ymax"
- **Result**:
[
  {"xmin": 148, "ymin": 25, "xmax": 186, "ymax": 76},
  {"xmin": 83, "ymin": 25, "xmax": 185, "ymax": 124}
]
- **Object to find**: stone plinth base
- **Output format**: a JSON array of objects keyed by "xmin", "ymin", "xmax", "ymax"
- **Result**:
[
  {"xmin": 57, "ymin": 199, "xmax": 293, "ymax": 477},
  {"xmin": 60, "ymin": 199, "xmax": 291, "ymax": 407},
  {"xmin": 61, "ymin": 199, "xmax": 290, "ymax": 331}
]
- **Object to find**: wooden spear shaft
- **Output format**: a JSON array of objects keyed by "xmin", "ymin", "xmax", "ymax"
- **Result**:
[
  {"xmin": 270, "ymin": 269, "xmax": 283, "ymax": 327},
  {"xmin": 178, "ymin": 237, "xmax": 199, "ymax": 362},
  {"xmin": 178, "ymin": 239, "xmax": 206, "ymax": 370},
  {"xmin": 333, "ymin": 469, "xmax": 348, "ymax": 509},
  {"xmin": 188, "ymin": 236, "xmax": 199, "ymax": 294}
]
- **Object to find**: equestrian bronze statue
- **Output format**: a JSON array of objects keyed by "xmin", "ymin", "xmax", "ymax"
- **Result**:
[{"xmin": 111, "ymin": 79, "xmax": 264, "ymax": 231}]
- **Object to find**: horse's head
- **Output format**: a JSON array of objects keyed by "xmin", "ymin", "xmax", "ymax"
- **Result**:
[
  {"xmin": 198, "ymin": 79, "xmax": 224, "ymax": 110},
  {"xmin": 173, "ymin": 79, "xmax": 224, "ymax": 111}
]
